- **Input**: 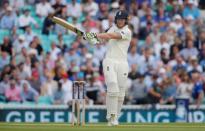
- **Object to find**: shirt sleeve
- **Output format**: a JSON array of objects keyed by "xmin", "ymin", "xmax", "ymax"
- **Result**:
[{"xmin": 119, "ymin": 28, "xmax": 132, "ymax": 40}]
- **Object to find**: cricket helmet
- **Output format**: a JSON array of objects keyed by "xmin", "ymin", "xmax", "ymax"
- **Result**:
[{"xmin": 114, "ymin": 10, "xmax": 129, "ymax": 24}]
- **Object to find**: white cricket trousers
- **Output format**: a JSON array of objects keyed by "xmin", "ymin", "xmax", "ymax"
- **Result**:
[{"xmin": 103, "ymin": 58, "xmax": 129, "ymax": 120}]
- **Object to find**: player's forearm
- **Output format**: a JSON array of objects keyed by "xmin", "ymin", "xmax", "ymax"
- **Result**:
[{"xmin": 97, "ymin": 32, "xmax": 121, "ymax": 40}]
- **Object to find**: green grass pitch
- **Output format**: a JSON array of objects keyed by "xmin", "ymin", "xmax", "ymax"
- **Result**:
[{"xmin": 0, "ymin": 123, "xmax": 205, "ymax": 131}]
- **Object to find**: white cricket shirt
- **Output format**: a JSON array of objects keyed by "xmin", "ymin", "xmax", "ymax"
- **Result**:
[{"xmin": 105, "ymin": 25, "xmax": 132, "ymax": 61}]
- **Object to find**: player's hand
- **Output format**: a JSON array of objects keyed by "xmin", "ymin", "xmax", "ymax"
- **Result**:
[{"xmin": 84, "ymin": 32, "xmax": 100, "ymax": 45}]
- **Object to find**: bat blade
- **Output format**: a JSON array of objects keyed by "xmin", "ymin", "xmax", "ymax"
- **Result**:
[{"xmin": 51, "ymin": 16, "xmax": 84, "ymax": 36}]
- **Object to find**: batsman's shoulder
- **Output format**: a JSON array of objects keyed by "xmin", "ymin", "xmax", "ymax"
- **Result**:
[
  {"xmin": 123, "ymin": 26, "xmax": 132, "ymax": 37},
  {"xmin": 126, "ymin": 26, "xmax": 132, "ymax": 34}
]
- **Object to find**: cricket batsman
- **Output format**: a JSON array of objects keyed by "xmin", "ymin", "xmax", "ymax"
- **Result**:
[{"xmin": 84, "ymin": 10, "xmax": 132, "ymax": 126}]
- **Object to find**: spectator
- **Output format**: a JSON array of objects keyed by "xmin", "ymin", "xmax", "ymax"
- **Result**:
[
  {"xmin": 43, "ymin": 52, "xmax": 55, "ymax": 72},
  {"xmin": 13, "ymin": 47, "xmax": 28, "ymax": 64},
  {"xmin": 24, "ymin": 26, "xmax": 36, "ymax": 44},
  {"xmin": 52, "ymin": 0, "xmax": 66, "ymax": 17},
  {"xmin": 128, "ymin": 45, "xmax": 140, "ymax": 66},
  {"xmin": 138, "ymin": 1, "xmax": 150, "ymax": 18},
  {"xmin": 27, "ymin": 42, "xmax": 38, "ymax": 58},
  {"xmin": 0, "ymin": 36, "xmax": 13, "ymax": 56},
  {"xmin": 149, "ymin": 26, "xmax": 161, "ymax": 45},
  {"xmin": 83, "ymin": 0, "xmax": 99, "ymax": 18},
  {"xmin": 84, "ymin": 75, "xmax": 93, "ymax": 103},
  {"xmin": 10, "ymin": 27, "xmax": 19, "ymax": 42},
  {"xmin": 184, "ymin": 15, "xmax": 196, "ymax": 34},
  {"xmin": 93, "ymin": 72, "xmax": 105, "ymax": 104},
  {"xmin": 176, "ymin": 72, "xmax": 193, "ymax": 100},
  {"xmin": 5, "ymin": 79, "xmax": 21, "ymax": 102},
  {"xmin": 96, "ymin": 2, "xmax": 109, "ymax": 21},
  {"xmin": 154, "ymin": 34, "xmax": 170, "ymax": 58},
  {"xmin": 83, "ymin": 14, "xmax": 99, "ymax": 33},
  {"xmin": 64, "ymin": 48, "xmax": 81, "ymax": 68},
  {"xmin": 166, "ymin": 27, "xmax": 177, "ymax": 45},
  {"xmin": 36, "ymin": 0, "xmax": 54, "ymax": 17},
  {"xmin": 199, "ymin": 44, "xmax": 205, "ymax": 71},
  {"xmin": 0, "ymin": 65, "xmax": 12, "ymax": 81},
  {"xmin": 160, "ymin": 77, "xmax": 176, "ymax": 104},
  {"xmin": 139, "ymin": 21, "xmax": 152, "ymax": 40},
  {"xmin": 40, "ymin": 72, "xmax": 58, "ymax": 96},
  {"xmin": 53, "ymin": 81, "xmax": 64, "ymax": 105},
  {"xmin": 128, "ymin": 64, "xmax": 140, "ymax": 80},
  {"xmin": 170, "ymin": 14, "xmax": 183, "ymax": 32},
  {"xmin": 0, "ymin": 74, "xmax": 10, "ymax": 101},
  {"xmin": 93, "ymin": 44, "xmax": 106, "ymax": 64},
  {"xmin": 54, "ymin": 65, "xmax": 63, "ymax": 81},
  {"xmin": 13, "ymin": 35, "xmax": 29, "ymax": 55},
  {"xmin": 18, "ymin": 9, "xmax": 38, "ymax": 30},
  {"xmin": 9, "ymin": 0, "xmax": 25, "ymax": 12},
  {"xmin": 187, "ymin": 56, "xmax": 203, "ymax": 73},
  {"xmin": 180, "ymin": 39, "xmax": 199, "ymax": 61},
  {"xmin": 183, "ymin": 0, "xmax": 200, "ymax": 19},
  {"xmin": 32, "ymin": 36, "xmax": 43, "ymax": 56},
  {"xmin": 21, "ymin": 82, "xmax": 39, "ymax": 103},
  {"xmin": 0, "ymin": 1, "xmax": 9, "ymax": 19},
  {"xmin": 23, "ymin": 56, "xmax": 32, "ymax": 79},
  {"xmin": 50, "ymin": 42, "xmax": 61, "ymax": 61},
  {"xmin": 57, "ymin": 34, "xmax": 66, "ymax": 51},
  {"xmin": 129, "ymin": 6, "xmax": 139, "ymax": 35},
  {"xmin": 154, "ymin": 7, "xmax": 170, "ymax": 29},
  {"xmin": 140, "ymin": 35, "xmax": 154, "ymax": 52},
  {"xmin": 138, "ymin": 47, "xmax": 156, "ymax": 74},
  {"xmin": 67, "ymin": 0, "xmax": 82, "ymax": 18},
  {"xmin": 146, "ymin": 74, "xmax": 162, "ymax": 104},
  {"xmin": 29, "ymin": 61, "xmax": 41, "ymax": 93},
  {"xmin": 18, "ymin": 62, "xmax": 31, "ymax": 80},
  {"xmin": 169, "ymin": 37, "xmax": 183, "ymax": 59},
  {"xmin": 172, "ymin": 54, "xmax": 187, "ymax": 72},
  {"xmin": 160, "ymin": 48, "xmax": 170, "ymax": 64},
  {"xmin": 0, "ymin": 6, "xmax": 17, "ymax": 30},
  {"xmin": 0, "ymin": 51, "xmax": 10, "ymax": 71},
  {"xmin": 60, "ymin": 72, "xmax": 72, "ymax": 104},
  {"xmin": 191, "ymin": 71, "xmax": 204, "ymax": 108},
  {"xmin": 55, "ymin": 52, "xmax": 67, "ymax": 70},
  {"xmin": 86, "ymin": 72, "xmax": 104, "ymax": 104},
  {"xmin": 82, "ymin": 53, "xmax": 99, "ymax": 78},
  {"xmin": 129, "ymin": 74, "xmax": 148, "ymax": 104}
]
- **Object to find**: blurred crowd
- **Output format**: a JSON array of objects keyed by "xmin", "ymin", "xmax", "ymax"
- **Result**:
[{"xmin": 0, "ymin": 0, "xmax": 205, "ymax": 107}]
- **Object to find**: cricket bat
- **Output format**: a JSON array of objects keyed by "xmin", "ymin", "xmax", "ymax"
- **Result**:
[{"xmin": 49, "ymin": 16, "xmax": 84, "ymax": 36}]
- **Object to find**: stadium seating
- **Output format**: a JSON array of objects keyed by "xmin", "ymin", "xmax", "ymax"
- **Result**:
[
  {"xmin": 0, "ymin": 29, "xmax": 9, "ymax": 43},
  {"xmin": 0, "ymin": 95, "xmax": 6, "ymax": 103},
  {"xmin": 37, "ymin": 96, "xmax": 53, "ymax": 105},
  {"xmin": 39, "ymin": 35, "xmax": 51, "ymax": 52}
]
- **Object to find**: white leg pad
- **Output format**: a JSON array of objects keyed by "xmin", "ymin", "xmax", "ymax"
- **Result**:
[
  {"xmin": 106, "ymin": 82, "xmax": 119, "ymax": 120},
  {"xmin": 117, "ymin": 96, "xmax": 124, "ymax": 119}
]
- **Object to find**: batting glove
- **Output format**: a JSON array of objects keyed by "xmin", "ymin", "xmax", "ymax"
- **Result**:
[{"xmin": 84, "ymin": 32, "xmax": 100, "ymax": 45}]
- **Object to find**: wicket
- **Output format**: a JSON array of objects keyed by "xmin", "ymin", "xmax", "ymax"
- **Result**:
[{"xmin": 71, "ymin": 81, "xmax": 86, "ymax": 126}]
